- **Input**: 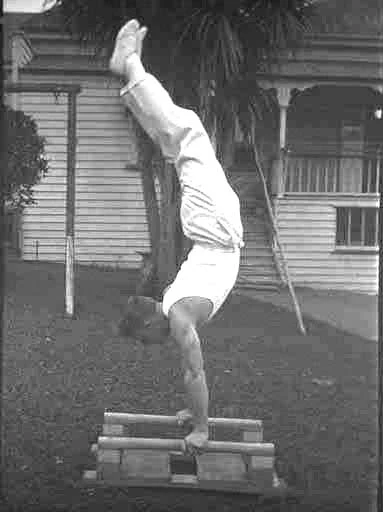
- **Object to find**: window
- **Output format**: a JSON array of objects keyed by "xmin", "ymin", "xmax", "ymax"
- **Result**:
[{"xmin": 336, "ymin": 207, "xmax": 379, "ymax": 248}]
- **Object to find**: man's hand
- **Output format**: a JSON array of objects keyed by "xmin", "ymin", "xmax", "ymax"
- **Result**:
[
  {"xmin": 184, "ymin": 429, "xmax": 209, "ymax": 455},
  {"xmin": 176, "ymin": 408, "xmax": 194, "ymax": 427}
]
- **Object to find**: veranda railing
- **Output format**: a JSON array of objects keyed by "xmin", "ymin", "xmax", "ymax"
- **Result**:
[{"xmin": 284, "ymin": 151, "xmax": 381, "ymax": 194}]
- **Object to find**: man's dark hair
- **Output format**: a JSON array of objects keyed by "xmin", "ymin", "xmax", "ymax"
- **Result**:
[{"xmin": 118, "ymin": 295, "xmax": 158, "ymax": 338}]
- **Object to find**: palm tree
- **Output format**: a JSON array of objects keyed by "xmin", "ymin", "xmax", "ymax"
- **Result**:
[{"xmin": 47, "ymin": 0, "xmax": 316, "ymax": 296}]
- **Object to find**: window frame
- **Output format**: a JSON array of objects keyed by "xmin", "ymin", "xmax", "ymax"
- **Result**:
[{"xmin": 333, "ymin": 205, "xmax": 379, "ymax": 253}]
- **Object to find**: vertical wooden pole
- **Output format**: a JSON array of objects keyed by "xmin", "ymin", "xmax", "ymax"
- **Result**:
[
  {"xmin": 65, "ymin": 92, "xmax": 77, "ymax": 317},
  {"xmin": 378, "ymin": 138, "xmax": 383, "ymax": 512},
  {"xmin": 0, "ymin": 3, "xmax": 5, "ymax": 495},
  {"xmin": 275, "ymin": 87, "xmax": 291, "ymax": 198},
  {"xmin": 279, "ymin": 105, "xmax": 287, "ymax": 150}
]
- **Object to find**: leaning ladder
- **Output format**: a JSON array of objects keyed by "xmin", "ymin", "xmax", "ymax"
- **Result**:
[{"xmin": 252, "ymin": 146, "xmax": 306, "ymax": 336}]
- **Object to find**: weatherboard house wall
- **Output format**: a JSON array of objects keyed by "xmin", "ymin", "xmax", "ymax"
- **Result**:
[
  {"xmin": 259, "ymin": 32, "xmax": 382, "ymax": 294},
  {"xmin": 12, "ymin": 21, "xmax": 150, "ymax": 269}
]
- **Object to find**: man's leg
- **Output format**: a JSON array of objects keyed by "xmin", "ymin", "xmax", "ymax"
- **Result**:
[
  {"xmin": 168, "ymin": 297, "xmax": 213, "ymax": 453},
  {"xmin": 111, "ymin": 21, "xmax": 220, "ymax": 169}
]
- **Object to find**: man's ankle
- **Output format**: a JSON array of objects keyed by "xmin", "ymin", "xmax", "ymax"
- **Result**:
[{"xmin": 123, "ymin": 53, "xmax": 146, "ymax": 87}]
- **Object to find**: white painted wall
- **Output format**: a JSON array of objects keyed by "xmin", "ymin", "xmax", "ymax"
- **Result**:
[
  {"xmin": 275, "ymin": 195, "xmax": 379, "ymax": 293},
  {"xmin": 19, "ymin": 74, "xmax": 151, "ymax": 268}
]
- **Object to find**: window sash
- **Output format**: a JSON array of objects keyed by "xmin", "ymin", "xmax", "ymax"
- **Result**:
[{"xmin": 336, "ymin": 207, "xmax": 378, "ymax": 247}]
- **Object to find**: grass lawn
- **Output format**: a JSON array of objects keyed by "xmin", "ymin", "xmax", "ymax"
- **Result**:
[{"xmin": 2, "ymin": 259, "xmax": 378, "ymax": 512}]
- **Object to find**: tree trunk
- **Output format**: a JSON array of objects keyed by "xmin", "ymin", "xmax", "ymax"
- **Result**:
[
  {"xmin": 133, "ymin": 121, "xmax": 161, "ymax": 298},
  {"xmin": 156, "ymin": 161, "xmax": 179, "ymax": 292},
  {"xmin": 133, "ymin": 117, "xmax": 187, "ymax": 300}
]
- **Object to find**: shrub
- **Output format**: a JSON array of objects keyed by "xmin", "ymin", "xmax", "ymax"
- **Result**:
[{"xmin": 2, "ymin": 105, "xmax": 49, "ymax": 209}]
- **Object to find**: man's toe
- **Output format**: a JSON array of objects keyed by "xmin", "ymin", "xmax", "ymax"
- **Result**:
[{"xmin": 117, "ymin": 19, "xmax": 140, "ymax": 40}]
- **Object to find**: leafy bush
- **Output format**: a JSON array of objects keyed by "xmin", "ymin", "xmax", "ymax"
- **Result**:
[{"xmin": 2, "ymin": 105, "xmax": 49, "ymax": 209}]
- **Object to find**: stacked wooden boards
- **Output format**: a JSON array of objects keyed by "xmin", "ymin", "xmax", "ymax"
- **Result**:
[{"xmin": 83, "ymin": 412, "xmax": 291, "ymax": 497}]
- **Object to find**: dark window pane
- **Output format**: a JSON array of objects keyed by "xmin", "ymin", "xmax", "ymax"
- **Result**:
[
  {"xmin": 365, "ymin": 208, "xmax": 378, "ymax": 246},
  {"xmin": 362, "ymin": 160, "xmax": 377, "ymax": 193},
  {"xmin": 309, "ymin": 164, "xmax": 316, "ymax": 192},
  {"xmin": 336, "ymin": 208, "xmax": 348, "ymax": 245},
  {"xmin": 327, "ymin": 163, "xmax": 335, "ymax": 192},
  {"xmin": 292, "ymin": 167, "xmax": 300, "ymax": 192},
  {"xmin": 301, "ymin": 160, "xmax": 308, "ymax": 192},
  {"xmin": 319, "ymin": 165, "xmax": 327, "ymax": 192},
  {"xmin": 350, "ymin": 208, "xmax": 362, "ymax": 245},
  {"xmin": 370, "ymin": 165, "xmax": 377, "ymax": 193}
]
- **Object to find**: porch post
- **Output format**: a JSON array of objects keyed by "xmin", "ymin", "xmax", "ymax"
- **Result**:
[
  {"xmin": 272, "ymin": 86, "xmax": 292, "ymax": 197},
  {"xmin": 11, "ymin": 36, "xmax": 20, "ymax": 110}
]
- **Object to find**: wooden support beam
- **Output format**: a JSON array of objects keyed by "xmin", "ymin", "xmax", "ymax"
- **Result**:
[
  {"xmin": 102, "ymin": 424, "xmax": 124, "ymax": 436},
  {"xmin": 104, "ymin": 412, "xmax": 263, "ymax": 431},
  {"xmin": 5, "ymin": 82, "xmax": 82, "ymax": 94},
  {"xmin": 242, "ymin": 429, "xmax": 263, "ymax": 443},
  {"xmin": 98, "ymin": 436, "xmax": 274, "ymax": 456}
]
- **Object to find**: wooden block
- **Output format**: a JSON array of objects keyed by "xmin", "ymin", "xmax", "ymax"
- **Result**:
[
  {"xmin": 249, "ymin": 455, "xmax": 274, "ymax": 470},
  {"xmin": 97, "ymin": 449, "xmax": 121, "ymax": 480},
  {"xmin": 121, "ymin": 449, "xmax": 170, "ymax": 479},
  {"xmin": 171, "ymin": 474, "xmax": 198, "ymax": 484},
  {"xmin": 169, "ymin": 451, "xmax": 197, "ymax": 476},
  {"xmin": 242, "ymin": 428, "xmax": 263, "ymax": 443},
  {"xmin": 245, "ymin": 455, "xmax": 274, "ymax": 489},
  {"xmin": 197, "ymin": 453, "xmax": 246, "ymax": 482},
  {"xmin": 83, "ymin": 469, "xmax": 97, "ymax": 483},
  {"xmin": 102, "ymin": 424, "xmax": 124, "ymax": 436},
  {"xmin": 247, "ymin": 468, "xmax": 274, "ymax": 489}
]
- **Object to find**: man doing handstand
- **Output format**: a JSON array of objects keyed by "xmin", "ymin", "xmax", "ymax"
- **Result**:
[{"xmin": 110, "ymin": 19, "xmax": 244, "ymax": 455}]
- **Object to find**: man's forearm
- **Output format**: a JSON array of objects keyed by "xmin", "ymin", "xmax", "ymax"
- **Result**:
[
  {"xmin": 184, "ymin": 369, "xmax": 209, "ymax": 430},
  {"xmin": 181, "ymin": 327, "xmax": 209, "ymax": 431}
]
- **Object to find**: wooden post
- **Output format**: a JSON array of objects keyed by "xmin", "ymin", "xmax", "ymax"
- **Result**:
[
  {"xmin": 65, "ymin": 92, "xmax": 77, "ymax": 317},
  {"xmin": 275, "ymin": 87, "xmax": 291, "ymax": 198},
  {"xmin": 0, "ymin": 24, "xmax": 5, "ymax": 495},
  {"xmin": 3, "ymin": 84, "xmax": 81, "ymax": 309}
]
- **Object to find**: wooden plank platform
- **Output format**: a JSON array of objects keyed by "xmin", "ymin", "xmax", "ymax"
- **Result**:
[
  {"xmin": 83, "ymin": 411, "xmax": 293, "ymax": 497},
  {"xmin": 83, "ymin": 469, "xmax": 290, "ymax": 496}
]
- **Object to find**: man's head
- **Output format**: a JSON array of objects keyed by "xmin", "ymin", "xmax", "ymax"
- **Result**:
[{"xmin": 118, "ymin": 295, "xmax": 170, "ymax": 345}]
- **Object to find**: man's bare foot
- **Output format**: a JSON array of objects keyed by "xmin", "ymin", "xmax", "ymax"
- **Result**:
[
  {"xmin": 176, "ymin": 408, "xmax": 194, "ymax": 427},
  {"xmin": 136, "ymin": 26, "xmax": 148, "ymax": 59},
  {"xmin": 109, "ymin": 19, "xmax": 139, "ymax": 76},
  {"xmin": 184, "ymin": 428, "xmax": 209, "ymax": 455}
]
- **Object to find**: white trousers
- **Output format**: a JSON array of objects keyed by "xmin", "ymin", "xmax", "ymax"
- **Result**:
[{"xmin": 121, "ymin": 58, "xmax": 242, "ymax": 318}]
